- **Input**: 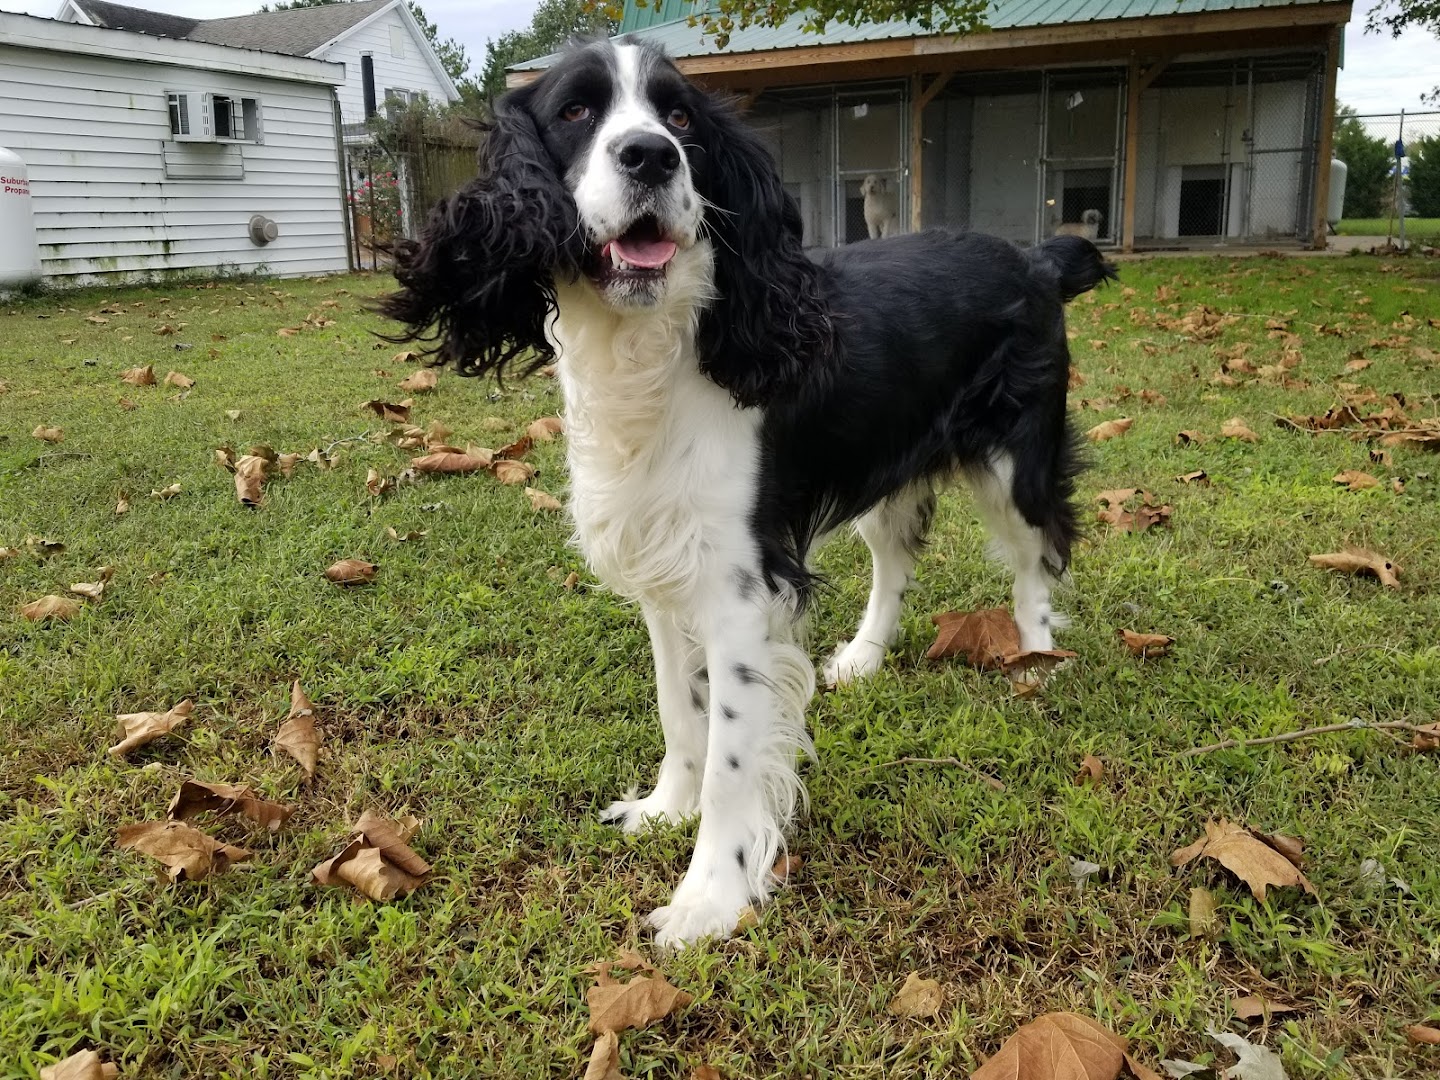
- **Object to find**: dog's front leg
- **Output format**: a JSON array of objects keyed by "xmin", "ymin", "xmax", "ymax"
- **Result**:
[
  {"xmin": 600, "ymin": 605, "xmax": 706, "ymax": 831},
  {"xmin": 648, "ymin": 576, "xmax": 814, "ymax": 948}
]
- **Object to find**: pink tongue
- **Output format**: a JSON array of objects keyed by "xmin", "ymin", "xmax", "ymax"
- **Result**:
[{"xmin": 612, "ymin": 236, "xmax": 677, "ymax": 269}]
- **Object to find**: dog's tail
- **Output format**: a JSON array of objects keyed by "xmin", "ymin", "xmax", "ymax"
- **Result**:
[{"xmin": 1031, "ymin": 235, "xmax": 1118, "ymax": 302}]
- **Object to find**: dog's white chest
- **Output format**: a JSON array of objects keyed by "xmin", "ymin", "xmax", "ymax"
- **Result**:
[{"xmin": 554, "ymin": 312, "xmax": 761, "ymax": 608}]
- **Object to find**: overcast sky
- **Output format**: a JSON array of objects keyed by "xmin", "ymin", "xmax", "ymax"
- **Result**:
[{"xmin": 1, "ymin": 0, "xmax": 1435, "ymax": 114}]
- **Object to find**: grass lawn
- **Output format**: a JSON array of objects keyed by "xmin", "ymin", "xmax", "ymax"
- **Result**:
[
  {"xmin": 2, "ymin": 254, "xmax": 1439, "ymax": 1080},
  {"xmin": 1335, "ymin": 217, "xmax": 1440, "ymax": 245}
]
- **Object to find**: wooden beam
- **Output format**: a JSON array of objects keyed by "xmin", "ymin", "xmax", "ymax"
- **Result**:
[
  {"xmin": 910, "ymin": 75, "xmax": 924, "ymax": 231},
  {"xmin": 1122, "ymin": 59, "xmax": 1142, "ymax": 253},
  {"xmin": 1310, "ymin": 25, "xmax": 1341, "ymax": 250},
  {"xmin": 916, "ymin": 70, "xmax": 954, "ymax": 111}
]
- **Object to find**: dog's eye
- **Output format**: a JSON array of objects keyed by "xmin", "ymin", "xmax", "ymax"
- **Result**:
[
  {"xmin": 561, "ymin": 103, "xmax": 590, "ymax": 122},
  {"xmin": 667, "ymin": 107, "xmax": 690, "ymax": 130}
]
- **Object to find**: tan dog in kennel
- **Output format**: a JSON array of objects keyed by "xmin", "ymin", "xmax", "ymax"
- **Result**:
[{"xmin": 860, "ymin": 174, "xmax": 899, "ymax": 240}]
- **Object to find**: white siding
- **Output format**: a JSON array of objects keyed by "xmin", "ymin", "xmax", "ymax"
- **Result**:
[
  {"xmin": 0, "ymin": 42, "xmax": 349, "ymax": 284},
  {"xmin": 319, "ymin": 6, "xmax": 454, "ymax": 127}
]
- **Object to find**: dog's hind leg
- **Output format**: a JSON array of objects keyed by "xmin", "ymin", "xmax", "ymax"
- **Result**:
[
  {"xmin": 824, "ymin": 481, "xmax": 935, "ymax": 686},
  {"xmin": 600, "ymin": 605, "xmax": 707, "ymax": 832},
  {"xmin": 966, "ymin": 455, "xmax": 1069, "ymax": 654}
]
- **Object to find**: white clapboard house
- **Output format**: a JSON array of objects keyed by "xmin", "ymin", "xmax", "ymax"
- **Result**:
[{"xmin": 0, "ymin": 10, "xmax": 355, "ymax": 283}]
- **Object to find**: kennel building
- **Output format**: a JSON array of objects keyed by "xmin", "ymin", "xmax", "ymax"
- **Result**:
[{"xmin": 512, "ymin": 0, "xmax": 1352, "ymax": 251}]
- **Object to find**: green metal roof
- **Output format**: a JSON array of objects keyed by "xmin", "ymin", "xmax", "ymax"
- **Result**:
[{"xmin": 514, "ymin": 0, "xmax": 1343, "ymax": 69}]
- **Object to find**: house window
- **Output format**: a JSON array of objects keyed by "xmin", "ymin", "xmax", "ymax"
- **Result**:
[
  {"xmin": 384, "ymin": 88, "xmax": 423, "ymax": 116},
  {"xmin": 390, "ymin": 26, "xmax": 405, "ymax": 58},
  {"xmin": 166, "ymin": 91, "xmax": 263, "ymax": 143}
]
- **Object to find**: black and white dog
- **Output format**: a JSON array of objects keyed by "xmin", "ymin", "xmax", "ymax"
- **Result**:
[{"xmin": 381, "ymin": 39, "xmax": 1115, "ymax": 947}]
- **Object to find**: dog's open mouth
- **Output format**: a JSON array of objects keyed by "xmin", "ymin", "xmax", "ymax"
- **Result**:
[{"xmin": 593, "ymin": 216, "xmax": 678, "ymax": 282}]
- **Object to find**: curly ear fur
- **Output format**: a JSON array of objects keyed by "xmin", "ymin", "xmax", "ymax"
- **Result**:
[
  {"xmin": 376, "ymin": 94, "xmax": 580, "ymax": 379},
  {"xmin": 695, "ymin": 97, "xmax": 835, "ymax": 408}
]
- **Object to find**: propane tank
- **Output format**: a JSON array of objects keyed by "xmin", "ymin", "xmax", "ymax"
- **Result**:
[
  {"xmin": 1327, "ymin": 158, "xmax": 1348, "ymax": 228},
  {"xmin": 0, "ymin": 146, "xmax": 41, "ymax": 287}
]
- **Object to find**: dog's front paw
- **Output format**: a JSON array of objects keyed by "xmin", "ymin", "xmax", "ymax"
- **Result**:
[
  {"xmin": 823, "ymin": 638, "xmax": 887, "ymax": 687},
  {"xmin": 599, "ymin": 793, "xmax": 691, "ymax": 834},
  {"xmin": 648, "ymin": 893, "xmax": 749, "ymax": 949}
]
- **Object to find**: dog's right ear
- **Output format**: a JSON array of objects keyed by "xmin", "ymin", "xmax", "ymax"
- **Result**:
[{"xmin": 376, "ymin": 91, "xmax": 581, "ymax": 380}]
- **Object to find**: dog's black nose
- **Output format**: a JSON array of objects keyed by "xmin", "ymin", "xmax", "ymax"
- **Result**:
[{"xmin": 617, "ymin": 133, "xmax": 680, "ymax": 188}]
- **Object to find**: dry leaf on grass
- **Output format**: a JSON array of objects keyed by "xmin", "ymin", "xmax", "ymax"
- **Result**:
[
  {"xmin": 234, "ymin": 454, "xmax": 269, "ymax": 506},
  {"xmin": 1331, "ymin": 470, "xmax": 1379, "ymax": 492},
  {"xmin": 1075, "ymin": 754, "xmax": 1104, "ymax": 785},
  {"xmin": 690, "ymin": 1068, "xmax": 722, "ymax": 1080},
  {"xmin": 412, "ymin": 447, "xmax": 494, "ymax": 473},
  {"xmin": 163, "ymin": 371, "xmax": 194, "ymax": 388},
  {"xmin": 109, "ymin": 699, "xmax": 194, "ymax": 756},
  {"xmin": 70, "ymin": 566, "xmax": 116, "ymax": 601},
  {"xmin": 1308, "ymin": 548, "xmax": 1400, "ymax": 589},
  {"xmin": 771, "ymin": 852, "xmax": 802, "ymax": 884},
  {"xmin": 1086, "ymin": 417, "xmax": 1134, "ymax": 442},
  {"xmin": 1221, "ymin": 417, "xmax": 1261, "ymax": 442},
  {"xmin": 26, "ymin": 536, "xmax": 65, "ymax": 558},
  {"xmin": 312, "ymin": 811, "xmax": 429, "ymax": 900},
  {"xmin": 1174, "ymin": 430, "xmax": 1208, "ymax": 446},
  {"xmin": 119, "ymin": 364, "xmax": 156, "ymax": 386},
  {"xmin": 32, "ymin": 424, "xmax": 64, "ymax": 443},
  {"xmin": 927, "ymin": 608, "xmax": 1019, "ymax": 669},
  {"xmin": 150, "ymin": 483, "xmax": 182, "ymax": 501},
  {"xmin": 20, "ymin": 595, "xmax": 83, "ymax": 622},
  {"xmin": 275, "ymin": 680, "xmax": 320, "ymax": 777},
  {"xmin": 1096, "ymin": 492, "xmax": 1173, "ymax": 534},
  {"xmin": 397, "ymin": 368, "xmax": 438, "ymax": 392},
  {"xmin": 495, "ymin": 434, "xmax": 534, "ymax": 460},
  {"xmin": 493, "ymin": 459, "xmax": 537, "ymax": 485},
  {"xmin": 973, "ymin": 1011, "xmax": 1161, "ymax": 1080},
  {"xmin": 1170, "ymin": 819, "xmax": 1315, "ymax": 902},
  {"xmin": 587, "ymin": 966, "xmax": 694, "ymax": 1035},
  {"xmin": 1210, "ymin": 1031, "xmax": 1288, "ymax": 1080},
  {"xmin": 1406, "ymin": 1025, "xmax": 1440, "ymax": 1045},
  {"xmin": 385, "ymin": 526, "xmax": 427, "ymax": 542},
  {"xmin": 115, "ymin": 495, "xmax": 129, "ymax": 516},
  {"xmin": 1096, "ymin": 487, "xmax": 1140, "ymax": 507},
  {"xmin": 39, "ymin": 1049, "xmax": 118, "ymax": 1080},
  {"xmin": 526, "ymin": 487, "xmax": 562, "ymax": 511},
  {"xmin": 325, "ymin": 558, "xmax": 377, "ymax": 585},
  {"xmin": 363, "ymin": 399, "xmax": 413, "ymax": 423},
  {"xmin": 1230, "ymin": 995, "xmax": 1298, "ymax": 1021},
  {"xmin": 1410, "ymin": 722, "xmax": 1440, "ymax": 752},
  {"xmin": 1118, "ymin": 629, "xmax": 1175, "ymax": 657},
  {"xmin": 527, "ymin": 415, "xmax": 565, "ymax": 441},
  {"xmin": 117, "ymin": 820, "xmax": 250, "ymax": 882},
  {"xmin": 888, "ymin": 973, "xmax": 944, "ymax": 1018},
  {"xmin": 365, "ymin": 469, "xmax": 396, "ymax": 498},
  {"xmin": 1175, "ymin": 470, "xmax": 1210, "ymax": 485},
  {"xmin": 583, "ymin": 1031, "xmax": 626, "ymax": 1080},
  {"xmin": 1188, "ymin": 886, "xmax": 1220, "ymax": 939},
  {"xmin": 167, "ymin": 780, "xmax": 293, "ymax": 832}
]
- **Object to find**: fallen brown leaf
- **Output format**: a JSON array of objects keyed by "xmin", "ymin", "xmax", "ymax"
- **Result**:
[
  {"xmin": 167, "ymin": 780, "xmax": 293, "ymax": 832},
  {"xmin": 888, "ymin": 972, "xmax": 944, "ymax": 1018},
  {"xmin": 1075, "ymin": 754, "xmax": 1104, "ymax": 785},
  {"xmin": 109, "ymin": 699, "xmax": 193, "ymax": 756},
  {"xmin": 150, "ymin": 483, "xmax": 182, "ymax": 500},
  {"xmin": 32, "ymin": 424, "xmax": 64, "ymax": 443},
  {"xmin": 1086, "ymin": 417, "xmax": 1134, "ymax": 442},
  {"xmin": 1230, "ymin": 995, "xmax": 1298, "ymax": 1021},
  {"xmin": 363, "ymin": 399, "xmax": 413, "ymax": 423},
  {"xmin": 119, "ymin": 364, "xmax": 156, "ymax": 386},
  {"xmin": 70, "ymin": 566, "xmax": 115, "ymax": 601},
  {"xmin": 492, "ymin": 459, "xmax": 537, "ymax": 485},
  {"xmin": 1175, "ymin": 470, "xmax": 1210, "ymax": 485},
  {"xmin": 1331, "ymin": 470, "xmax": 1379, "ymax": 492},
  {"xmin": 26, "ymin": 536, "xmax": 65, "ymax": 558},
  {"xmin": 587, "ymin": 967, "xmax": 694, "ymax": 1035},
  {"xmin": 354, "ymin": 809, "xmax": 431, "ymax": 877},
  {"xmin": 39, "ymin": 1049, "xmax": 119, "ymax": 1080},
  {"xmin": 163, "ymin": 371, "xmax": 194, "ymax": 388},
  {"xmin": 927, "ymin": 608, "xmax": 1020, "ymax": 669},
  {"xmin": 115, "ymin": 495, "xmax": 130, "ymax": 516},
  {"xmin": 972, "ymin": 1011, "xmax": 1161, "ymax": 1080},
  {"xmin": 1096, "ymin": 487, "xmax": 1140, "ymax": 507},
  {"xmin": 1174, "ymin": 430, "xmax": 1208, "ymax": 445},
  {"xmin": 480, "ymin": 416, "xmax": 513, "ymax": 433},
  {"xmin": 1221, "ymin": 417, "xmax": 1261, "ymax": 442},
  {"xmin": 412, "ymin": 447, "xmax": 494, "ymax": 473},
  {"xmin": 20, "ymin": 594, "xmax": 82, "ymax": 622},
  {"xmin": 397, "ymin": 368, "xmax": 438, "ymax": 392},
  {"xmin": 527, "ymin": 415, "xmax": 565, "ymax": 441},
  {"xmin": 1308, "ymin": 548, "xmax": 1400, "ymax": 589},
  {"xmin": 771, "ymin": 852, "xmax": 803, "ymax": 884},
  {"xmin": 583, "ymin": 1031, "xmax": 626, "ymax": 1080},
  {"xmin": 365, "ymin": 469, "xmax": 396, "ymax": 498},
  {"xmin": 312, "ymin": 812, "xmax": 428, "ymax": 900},
  {"xmin": 1118, "ymin": 629, "xmax": 1174, "ymax": 657},
  {"xmin": 1170, "ymin": 819, "xmax": 1315, "ymax": 902},
  {"xmin": 275, "ymin": 680, "xmax": 320, "ymax": 777},
  {"xmin": 1411, "ymin": 722, "xmax": 1440, "ymax": 752},
  {"xmin": 496, "ymin": 434, "xmax": 534, "ymax": 460},
  {"xmin": 325, "ymin": 558, "xmax": 377, "ymax": 585},
  {"xmin": 1405, "ymin": 1025, "xmax": 1440, "ymax": 1046},
  {"xmin": 690, "ymin": 1068, "xmax": 722, "ymax": 1080},
  {"xmin": 234, "ymin": 453, "xmax": 269, "ymax": 506},
  {"xmin": 385, "ymin": 526, "xmax": 428, "ymax": 542},
  {"xmin": 118, "ymin": 819, "xmax": 250, "ymax": 881},
  {"xmin": 1188, "ymin": 886, "xmax": 1220, "ymax": 939},
  {"xmin": 525, "ymin": 487, "xmax": 562, "ymax": 511}
]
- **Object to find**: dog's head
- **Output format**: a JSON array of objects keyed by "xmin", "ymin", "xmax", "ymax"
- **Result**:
[
  {"xmin": 859, "ymin": 174, "xmax": 887, "ymax": 199},
  {"xmin": 1081, "ymin": 208, "xmax": 1103, "ymax": 227},
  {"xmin": 379, "ymin": 39, "xmax": 832, "ymax": 405}
]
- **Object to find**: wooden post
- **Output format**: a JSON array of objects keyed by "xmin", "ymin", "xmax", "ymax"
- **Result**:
[
  {"xmin": 1121, "ymin": 58, "xmax": 1167, "ymax": 253},
  {"xmin": 909, "ymin": 71, "xmax": 954, "ymax": 232},
  {"xmin": 1310, "ymin": 26, "xmax": 1341, "ymax": 250}
]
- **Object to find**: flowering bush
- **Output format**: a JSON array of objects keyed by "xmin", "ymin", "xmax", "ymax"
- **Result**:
[{"xmin": 348, "ymin": 170, "xmax": 403, "ymax": 241}]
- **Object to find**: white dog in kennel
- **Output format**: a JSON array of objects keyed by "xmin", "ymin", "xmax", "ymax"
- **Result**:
[{"xmin": 860, "ymin": 174, "xmax": 899, "ymax": 240}]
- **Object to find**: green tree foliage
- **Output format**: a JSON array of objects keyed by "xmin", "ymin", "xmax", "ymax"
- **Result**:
[
  {"xmin": 259, "ymin": 0, "xmax": 470, "ymax": 84},
  {"xmin": 473, "ymin": 0, "xmax": 616, "ymax": 102},
  {"xmin": 680, "ymin": 0, "xmax": 987, "ymax": 49},
  {"xmin": 1332, "ymin": 105, "xmax": 1393, "ymax": 218},
  {"xmin": 1407, "ymin": 137, "xmax": 1440, "ymax": 216}
]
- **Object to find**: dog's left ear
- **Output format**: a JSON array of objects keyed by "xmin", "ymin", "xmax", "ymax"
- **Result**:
[
  {"xmin": 694, "ymin": 96, "xmax": 833, "ymax": 408},
  {"xmin": 376, "ymin": 90, "xmax": 581, "ymax": 380}
]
